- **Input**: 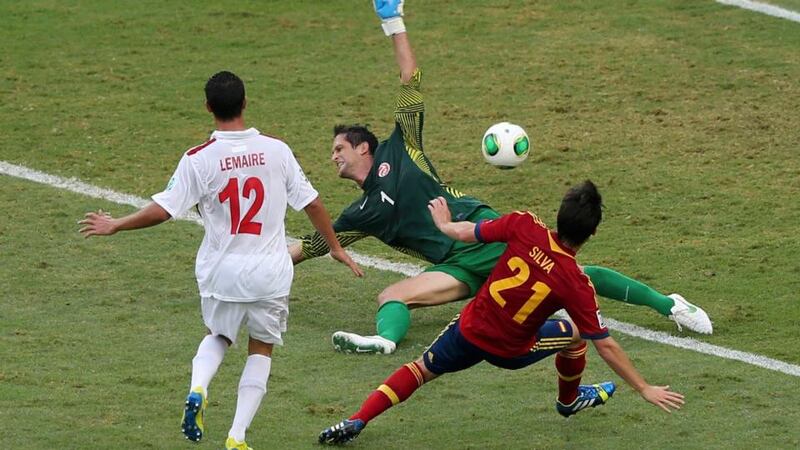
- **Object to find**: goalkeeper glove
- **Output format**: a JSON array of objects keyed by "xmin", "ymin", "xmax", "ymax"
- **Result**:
[{"xmin": 373, "ymin": 0, "xmax": 406, "ymax": 36}]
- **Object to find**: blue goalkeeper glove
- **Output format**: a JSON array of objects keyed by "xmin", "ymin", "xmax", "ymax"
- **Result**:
[
  {"xmin": 374, "ymin": 0, "xmax": 404, "ymax": 19},
  {"xmin": 373, "ymin": 0, "xmax": 406, "ymax": 36}
]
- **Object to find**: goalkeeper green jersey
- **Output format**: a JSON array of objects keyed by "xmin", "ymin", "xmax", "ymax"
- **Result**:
[{"xmin": 301, "ymin": 69, "xmax": 487, "ymax": 263}]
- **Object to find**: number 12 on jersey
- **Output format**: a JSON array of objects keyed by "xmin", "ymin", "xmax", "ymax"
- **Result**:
[{"xmin": 219, "ymin": 177, "xmax": 265, "ymax": 235}]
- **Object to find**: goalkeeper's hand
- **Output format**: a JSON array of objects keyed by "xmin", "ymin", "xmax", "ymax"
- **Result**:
[
  {"xmin": 373, "ymin": 0, "xmax": 406, "ymax": 36},
  {"xmin": 373, "ymin": 0, "xmax": 404, "ymax": 20}
]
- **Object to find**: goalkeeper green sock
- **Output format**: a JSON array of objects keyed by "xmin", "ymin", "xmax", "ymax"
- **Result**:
[
  {"xmin": 376, "ymin": 300, "xmax": 411, "ymax": 344},
  {"xmin": 582, "ymin": 266, "xmax": 674, "ymax": 316}
]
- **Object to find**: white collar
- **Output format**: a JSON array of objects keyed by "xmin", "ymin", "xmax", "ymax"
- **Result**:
[{"xmin": 211, "ymin": 127, "xmax": 259, "ymax": 140}]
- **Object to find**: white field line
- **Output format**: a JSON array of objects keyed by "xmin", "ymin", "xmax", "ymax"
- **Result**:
[
  {"xmin": 716, "ymin": 0, "xmax": 800, "ymax": 22},
  {"xmin": 605, "ymin": 319, "xmax": 800, "ymax": 376},
  {"xmin": 3, "ymin": 159, "xmax": 799, "ymax": 377}
]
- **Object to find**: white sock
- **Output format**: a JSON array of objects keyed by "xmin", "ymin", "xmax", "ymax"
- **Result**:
[
  {"xmin": 189, "ymin": 335, "xmax": 228, "ymax": 395},
  {"xmin": 228, "ymin": 354, "xmax": 271, "ymax": 442}
]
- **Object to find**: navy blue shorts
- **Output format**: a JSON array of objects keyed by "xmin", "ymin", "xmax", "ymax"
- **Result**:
[{"xmin": 422, "ymin": 315, "xmax": 575, "ymax": 374}]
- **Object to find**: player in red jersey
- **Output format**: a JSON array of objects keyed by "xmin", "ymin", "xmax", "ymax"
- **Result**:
[
  {"xmin": 292, "ymin": 0, "xmax": 710, "ymax": 358},
  {"xmin": 319, "ymin": 181, "xmax": 685, "ymax": 445}
]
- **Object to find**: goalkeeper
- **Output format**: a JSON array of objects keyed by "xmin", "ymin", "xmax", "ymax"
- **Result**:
[{"xmin": 289, "ymin": 0, "xmax": 712, "ymax": 355}]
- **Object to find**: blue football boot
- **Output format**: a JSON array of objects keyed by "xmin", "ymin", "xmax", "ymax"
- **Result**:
[
  {"xmin": 181, "ymin": 387, "xmax": 207, "ymax": 441},
  {"xmin": 318, "ymin": 419, "xmax": 366, "ymax": 445},
  {"xmin": 556, "ymin": 382, "xmax": 616, "ymax": 417}
]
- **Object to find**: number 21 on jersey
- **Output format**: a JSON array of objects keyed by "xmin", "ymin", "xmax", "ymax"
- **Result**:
[
  {"xmin": 488, "ymin": 256, "xmax": 552, "ymax": 324},
  {"xmin": 219, "ymin": 177, "xmax": 265, "ymax": 235}
]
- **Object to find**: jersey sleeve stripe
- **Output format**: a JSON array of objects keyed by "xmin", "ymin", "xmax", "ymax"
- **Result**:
[
  {"xmin": 300, "ymin": 230, "xmax": 366, "ymax": 260},
  {"xmin": 474, "ymin": 220, "xmax": 486, "ymax": 242},
  {"xmin": 259, "ymin": 132, "xmax": 285, "ymax": 143},
  {"xmin": 186, "ymin": 138, "xmax": 216, "ymax": 156},
  {"xmin": 394, "ymin": 69, "xmax": 424, "ymax": 152}
]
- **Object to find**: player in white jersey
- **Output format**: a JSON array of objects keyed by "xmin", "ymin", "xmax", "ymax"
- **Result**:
[{"xmin": 79, "ymin": 71, "xmax": 362, "ymax": 450}]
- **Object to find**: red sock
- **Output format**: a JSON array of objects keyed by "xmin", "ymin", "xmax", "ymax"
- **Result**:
[
  {"xmin": 556, "ymin": 342, "xmax": 587, "ymax": 405},
  {"xmin": 350, "ymin": 362, "xmax": 425, "ymax": 424}
]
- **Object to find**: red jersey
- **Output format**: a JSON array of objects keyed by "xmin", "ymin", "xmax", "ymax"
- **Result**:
[{"xmin": 459, "ymin": 211, "xmax": 609, "ymax": 358}]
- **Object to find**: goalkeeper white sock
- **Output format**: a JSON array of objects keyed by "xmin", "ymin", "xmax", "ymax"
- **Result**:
[
  {"xmin": 228, "ymin": 354, "xmax": 271, "ymax": 442},
  {"xmin": 189, "ymin": 334, "xmax": 228, "ymax": 394}
]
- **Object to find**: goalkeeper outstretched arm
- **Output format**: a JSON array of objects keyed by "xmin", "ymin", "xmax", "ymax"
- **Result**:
[
  {"xmin": 301, "ymin": 196, "xmax": 364, "ymax": 277},
  {"xmin": 374, "ymin": 0, "xmax": 416, "ymax": 83},
  {"xmin": 289, "ymin": 229, "xmax": 368, "ymax": 264},
  {"xmin": 392, "ymin": 27, "xmax": 416, "ymax": 84},
  {"xmin": 377, "ymin": 0, "xmax": 427, "ymax": 158}
]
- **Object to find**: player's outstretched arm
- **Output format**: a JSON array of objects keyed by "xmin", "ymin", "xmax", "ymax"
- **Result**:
[
  {"xmin": 427, "ymin": 196, "xmax": 478, "ymax": 243},
  {"xmin": 592, "ymin": 336, "xmax": 685, "ymax": 413},
  {"xmin": 392, "ymin": 26, "xmax": 416, "ymax": 84},
  {"xmin": 373, "ymin": 0, "xmax": 416, "ymax": 83},
  {"xmin": 303, "ymin": 196, "xmax": 364, "ymax": 277},
  {"xmin": 78, "ymin": 202, "xmax": 171, "ymax": 238},
  {"xmin": 292, "ymin": 230, "xmax": 367, "ymax": 265}
]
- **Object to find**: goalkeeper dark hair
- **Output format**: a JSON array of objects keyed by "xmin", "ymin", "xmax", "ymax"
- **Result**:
[
  {"xmin": 333, "ymin": 124, "xmax": 379, "ymax": 155},
  {"xmin": 205, "ymin": 71, "xmax": 245, "ymax": 121},
  {"xmin": 556, "ymin": 180, "xmax": 603, "ymax": 248}
]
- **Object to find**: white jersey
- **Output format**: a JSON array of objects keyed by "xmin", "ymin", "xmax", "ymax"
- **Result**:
[{"xmin": 152, "ymin": 128, "xmax": 318, "ymax": 302}]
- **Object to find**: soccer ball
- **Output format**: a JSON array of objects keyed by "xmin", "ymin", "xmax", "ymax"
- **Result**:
[{"xmin": 481, "ymin": 122, "xmax": 530, "ymax": 169}]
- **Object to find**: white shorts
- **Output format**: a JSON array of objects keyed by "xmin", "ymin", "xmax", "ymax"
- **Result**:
[{"xmin": 201, "ymin": 296, "xmax": 289, "ymax": 345}]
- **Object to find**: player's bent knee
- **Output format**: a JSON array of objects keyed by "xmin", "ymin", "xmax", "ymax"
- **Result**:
[
  {"xmin": 248, "ymin": 337, "xmax": 274, "ymax": 356},
  {"xmin": 415, "ymin": 358, "xmax": 439, "ymax": 383},
  {"xmin": 377, "ymin": 287, "xmax": 410, "ymax": 305}
]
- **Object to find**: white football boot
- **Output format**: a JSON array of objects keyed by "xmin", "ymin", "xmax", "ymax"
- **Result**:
[
  {"xmin": 668, "ymin": 294, "xmax": 713, "ymax": 334},
  {"xmin": 332, "ymin": 331, "xmax": 397, "ymax": 354}
]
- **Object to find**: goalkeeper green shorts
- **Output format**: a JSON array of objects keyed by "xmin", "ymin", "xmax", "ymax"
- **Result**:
[{"xmin": 424, "ymin": 207, "xmax": 507, "ymax": 298}]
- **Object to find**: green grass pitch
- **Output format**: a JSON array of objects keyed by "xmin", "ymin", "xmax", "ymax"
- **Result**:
[{"xmin": 1, "ymin": 1, "xmax": 799, "ymax": 448}]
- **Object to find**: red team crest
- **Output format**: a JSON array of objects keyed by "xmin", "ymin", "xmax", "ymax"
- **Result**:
[{"xmin": 378, "ymin": 162, "xmax": 391, "ymax": 177}]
